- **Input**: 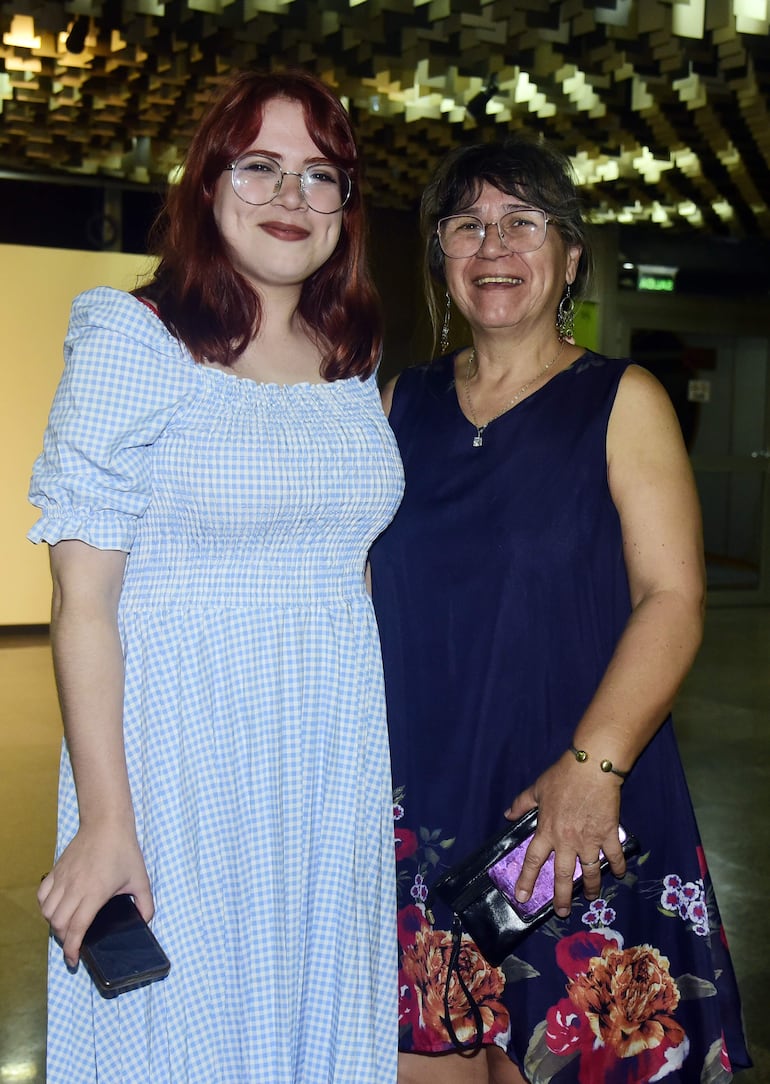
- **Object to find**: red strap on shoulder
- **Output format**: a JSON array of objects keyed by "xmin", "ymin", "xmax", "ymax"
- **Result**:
[{"xmin": 136, "ymin": 296, "xmax": 159, "ymax": 316}]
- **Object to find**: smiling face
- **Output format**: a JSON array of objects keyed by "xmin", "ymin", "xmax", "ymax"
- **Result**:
[
  {"xmin": 212, "ymin": 97, "xmax": 344, "ymax": 298},
  {"xmin": 443, "ymin": 181, "xmax": 581, "ymax": 340}
]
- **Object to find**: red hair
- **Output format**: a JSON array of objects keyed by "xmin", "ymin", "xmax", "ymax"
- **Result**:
[{"xmin": 139, "ymin": 70, "xmax": 381, "ymax": 380}]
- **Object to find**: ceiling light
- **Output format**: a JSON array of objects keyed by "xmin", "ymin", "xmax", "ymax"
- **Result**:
[{"xmin": 3, "ymin": 14, "xmax": 40, "ymax": 49}]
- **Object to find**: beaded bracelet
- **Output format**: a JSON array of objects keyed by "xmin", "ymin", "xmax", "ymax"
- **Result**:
[{"xmin": 569, "ymin": 744, "xmax": 629, "ymax": 780}]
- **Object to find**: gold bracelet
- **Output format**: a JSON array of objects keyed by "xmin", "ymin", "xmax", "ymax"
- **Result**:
[{"xmin": 569, "ymin": 744, "xmax": 629, "ymax": 780}]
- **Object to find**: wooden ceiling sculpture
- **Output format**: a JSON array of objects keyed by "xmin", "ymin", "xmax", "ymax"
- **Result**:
[{"xmin": 1, "ymin": 0, "xmax": 769, "ymax": 238}]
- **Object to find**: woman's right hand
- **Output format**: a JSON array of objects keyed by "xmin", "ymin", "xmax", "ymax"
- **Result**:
[{"xmin": 38, "ymin": 821, "xmax": 153, "ymax": 967}]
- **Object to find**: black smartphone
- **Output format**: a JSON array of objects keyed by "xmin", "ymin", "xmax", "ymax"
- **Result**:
[
  {"xmin": 79, "ymin": 894, "xmax": 171, "ymax": 998},
  {"xmin": 488, "ymin": 819, "xmax": 640, "ymax": 924}
]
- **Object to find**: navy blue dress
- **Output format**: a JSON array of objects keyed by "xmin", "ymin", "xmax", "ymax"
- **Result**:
[{"xmin": 370, "ymin": 351, "xmax": 751, "ymax": 1083}]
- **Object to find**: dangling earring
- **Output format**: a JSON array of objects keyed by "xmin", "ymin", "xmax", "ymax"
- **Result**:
[
  {"xmin": 556, "ymin": 283, "xmax": 575, "ymax": 342},
  {"xmin": 439, "ymin": 290, "xmax": 452, "ymax": 354}
]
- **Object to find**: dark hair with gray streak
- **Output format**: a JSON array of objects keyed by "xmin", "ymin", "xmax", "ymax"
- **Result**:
[{"xmin": 420, "ymin": 134, "xmax": 593, "ymax": 349}]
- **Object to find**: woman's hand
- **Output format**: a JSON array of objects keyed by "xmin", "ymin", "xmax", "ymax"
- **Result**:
[
  {"xmin": 38, "ymin": 821, "xmax": 153, "ymax": 967},
  {"xmin": 505, "ymin": 752, "xmax": 626, "ymax": 917}
]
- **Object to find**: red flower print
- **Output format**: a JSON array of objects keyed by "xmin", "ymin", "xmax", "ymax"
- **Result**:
[
  {"xmin": 399, "ymin": 926, "xmax": 510, "ymax": 1052},
  {"xmin": 720, "ymin": 1033, "xmax": 732, "ymax": 1072},
  {"xmin": 398, "ymin": 904, "xmax": 427, "ymax": 950},
  {"xmin": 545, "ymin": 1001, "xmax": 584, "ymax": 1056},
  {"xmin": 554, "ymin": 928, "xmax": 620, "ymax": 980},
  {"xmin": 395, "ymin": 826, "xmax": 418, "ymax": 861},
  {"xmin": 546, "ymin": 933, "xmax": 690, "ymax": 1081}
]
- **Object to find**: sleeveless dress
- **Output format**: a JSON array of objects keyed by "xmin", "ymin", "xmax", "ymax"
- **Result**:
[
  {"xmin": 28, "ymin": 287, "xmax": 404, "ymax": 1084},
  {"xmin": 369, "ymin": 351, "xmax": 752, "ymax": 1083}
]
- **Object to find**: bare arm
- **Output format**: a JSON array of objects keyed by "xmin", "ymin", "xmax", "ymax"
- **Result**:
[
  {"xmin": 37, "ymin": 540, "xmax": 153, "ymax": 965},
  {"xmin": 508, "ymin": 365, "xmax": 705, "ymax": 913},
  {"xmin": 380, "ymin": 374, "xmax": 399, "ymax": 418}
]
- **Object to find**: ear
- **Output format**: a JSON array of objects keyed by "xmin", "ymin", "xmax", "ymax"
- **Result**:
[{"xmin": 565, "ymin": 244, "xmax": 582, "ymax": 286}]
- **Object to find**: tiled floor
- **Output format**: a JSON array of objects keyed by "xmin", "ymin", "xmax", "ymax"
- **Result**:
[{"xmin": 0, "ymin": 608, "xmax": 768, "ymax": 1083}]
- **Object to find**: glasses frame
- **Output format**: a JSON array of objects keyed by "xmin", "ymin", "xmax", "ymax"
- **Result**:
[
  {"xmin": 224, "ymin": 152, "xmax": 352, "ymax": 215},
  {"xmin": 437, "ymin": 207, "xmax": 551, "ymax": 259}
]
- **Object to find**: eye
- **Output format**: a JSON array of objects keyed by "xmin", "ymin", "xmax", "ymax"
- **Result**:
[
  {"xmin": 239, "ymin": 156, "xmax": 279, "ymax": 175},
  {"xmin": 452, "ymin": 217, "xmax": 483, "ymax": 234},
  {"xmin": 306, "ymin": 165, "xmax": 340, "ymax": 185},
  {"xmin": 503, "ymin": 211, "xmax": 541, "ymax": 230}
]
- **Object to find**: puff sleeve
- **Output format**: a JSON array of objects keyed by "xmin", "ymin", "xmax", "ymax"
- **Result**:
[{"xmin": 28, "ymin": 287, "xmax": 196, "ymax": 552}]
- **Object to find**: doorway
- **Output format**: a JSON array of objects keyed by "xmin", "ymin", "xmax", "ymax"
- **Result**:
[{"xmin": 631, "ymin": 329, "xmax": 770, "ymax": 605}]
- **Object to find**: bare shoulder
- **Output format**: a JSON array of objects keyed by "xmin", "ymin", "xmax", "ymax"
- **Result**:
[
  {"xmin": 607, "ymin": 361, "xmax": 697, "ymax": 527},
  {"xmin": 380, "ymin": 373, "xmax": 400, "ymax": 418},
  {"xmin": 608, "ymin": 363, "xmax": 684, "ymax": 455},
  {"xmin": 614, "ymin": 361, "xmax": 677, "ymax": 414}
]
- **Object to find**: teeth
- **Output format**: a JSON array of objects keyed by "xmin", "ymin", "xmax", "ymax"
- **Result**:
[{"xmin": 475, "ymin": 276, "xmax": 522, "ymax": 285}]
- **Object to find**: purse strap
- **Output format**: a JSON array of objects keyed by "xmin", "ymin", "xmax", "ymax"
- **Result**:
[{"xmin": 443, "ymin": 917, "xmax": 485, "ymax": 1056}]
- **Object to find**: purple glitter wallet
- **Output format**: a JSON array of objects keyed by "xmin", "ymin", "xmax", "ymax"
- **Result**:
[{"xmin": 430, "ymin": 808, "xmax": 639, "ymax": 967}]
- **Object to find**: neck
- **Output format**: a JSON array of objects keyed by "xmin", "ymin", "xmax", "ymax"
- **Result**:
[
  {"xmin": 254, "ymin": 282, "xmax": 305, "ymax": 336},
  {"xmin": 460, "ymin": 336, "xmax": 568, "ymax": 449},
  {"xmin": 467, "ymin": 334, "xmax": 565, "ymax": 384}
]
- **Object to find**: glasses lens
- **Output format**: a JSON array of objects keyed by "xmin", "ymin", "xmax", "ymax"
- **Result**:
[
  {"xmin": 499, "ymin": 209, "xmax": 547, "ymax": 253},
  {"xmin": 301, "ymin": 164, "xmax": 351, "ymax": 213},
  {"xmin": 231, "ymin": 154, "xmax": 351, "ymax": 212},
  {"xmin": 437, "ymin": 209, "xmax": 548, "ymax": 257},
  {"xmin": 231, "ymin": 154, "xmax": 282, "ymax": 206},
  {"xmin": 437, "ymin": 216, "xmax": 486, "ymax": 258}
]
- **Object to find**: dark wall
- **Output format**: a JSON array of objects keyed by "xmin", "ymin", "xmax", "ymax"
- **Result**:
[
  {"xmin": 0, "ymin": 177, "xmax": 162, "ymax": 253},
  {"xmin": 618, "ymin": 225, "xmax": 770, "ymax": 300},
  {"xmin": 368, "ymin": 207, "xmax": 431, "ymax": 379}
]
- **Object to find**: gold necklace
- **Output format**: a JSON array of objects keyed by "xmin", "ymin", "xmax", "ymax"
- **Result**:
[{"xmin": 463, "ymin": 341, "xmax": 565, "ymax": 448}]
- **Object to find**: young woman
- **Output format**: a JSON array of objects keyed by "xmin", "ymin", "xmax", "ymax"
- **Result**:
[{"xmin": 30, "ymin": 70, "xmax": 403, "ymax": 1084}]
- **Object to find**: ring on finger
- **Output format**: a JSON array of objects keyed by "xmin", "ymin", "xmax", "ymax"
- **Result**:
[{"xmin": 582, "ymin": 858, "xmax": 601, "ymax": 868}]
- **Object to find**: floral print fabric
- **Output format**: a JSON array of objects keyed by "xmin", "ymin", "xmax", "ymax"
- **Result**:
[{"xmin": 394, "ymin": 795, "xmax": 746, "ymax": 1082}]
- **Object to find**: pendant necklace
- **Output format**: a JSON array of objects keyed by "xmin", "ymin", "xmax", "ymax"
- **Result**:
[{"xmin": 463, "ymin": 340, "xmax": 565, "ymax": 448}]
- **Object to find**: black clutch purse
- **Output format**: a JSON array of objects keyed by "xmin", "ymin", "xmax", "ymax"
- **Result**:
[{"xmin": 429, "ymin": 808, "xmax": 639, "ymax": 1054}]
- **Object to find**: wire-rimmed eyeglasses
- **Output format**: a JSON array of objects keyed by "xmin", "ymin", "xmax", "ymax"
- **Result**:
[
  {"xmin": 224, "ymin": 152, "xmax": 352, "ymax": 214},
  {"xmin": 437, "ymin": 207, "xmax": 550, "ymax": 259}
]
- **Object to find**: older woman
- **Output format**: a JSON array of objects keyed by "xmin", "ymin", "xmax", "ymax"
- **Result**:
[{"xmin": 369, "ymin": 137, "xmax": 751, "ymax": 1084}]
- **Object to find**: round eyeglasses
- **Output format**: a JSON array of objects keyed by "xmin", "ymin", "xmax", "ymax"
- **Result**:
[
  {"xmin": 225, "ymin": 152, "xmax": 352, "ymax": 214},
  {"xmin": 437, "ymin": 207, "xmax": 550, "ymax": 259}
]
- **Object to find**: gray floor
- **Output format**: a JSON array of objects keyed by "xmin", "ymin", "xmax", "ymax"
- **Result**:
[
  {"xmin": 675, "ymin": 606, "xmax": 770, "ymax": 1082},
  {"xmin": 0, "ymin": 608, "xmax": 768, "ymax": 1082}
]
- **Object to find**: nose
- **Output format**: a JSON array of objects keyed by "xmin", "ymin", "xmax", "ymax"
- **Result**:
[
  {"xmin": 478, "ymin": 220, "xmax": 508, "ymax": 256},
  {"xmin": 274, "ymin": 169, "xmax": 306, "ymax": 209}
]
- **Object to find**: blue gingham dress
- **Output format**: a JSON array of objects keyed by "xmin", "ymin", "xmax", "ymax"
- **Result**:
[{"xmin": 28, "ymin": 287, "xmax": 404, "ymax": 1084}]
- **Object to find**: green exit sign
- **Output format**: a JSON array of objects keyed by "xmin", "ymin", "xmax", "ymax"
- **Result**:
[{"xmin": 637, "ymin": 264, "xmax": 677, "ymax": 293}]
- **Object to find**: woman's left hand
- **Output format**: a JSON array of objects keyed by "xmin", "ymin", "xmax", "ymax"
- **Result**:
[{"xmin": 505, "ymin": 752, "xmax": 627, "ymax": 917}]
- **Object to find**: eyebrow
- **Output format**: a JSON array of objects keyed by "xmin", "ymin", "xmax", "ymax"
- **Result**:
[
  {"xmin": 247, "ymin": 148, "xmax": 334, "ymax": 166},
  {"xmin": 455, "ymin": 203, "xmax": 540, "ymax": 220},
  {"xmin": 460, "ymin": 202, "xmax": 540, "ymax": 216}
]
